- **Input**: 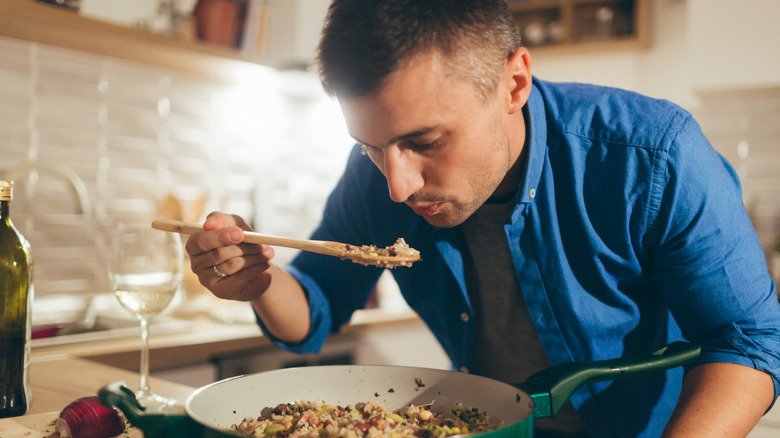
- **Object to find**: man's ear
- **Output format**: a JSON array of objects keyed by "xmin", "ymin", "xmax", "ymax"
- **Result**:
[{"xmin": 504, "ymin": 47, "xmax": 532, "ymax": 115}]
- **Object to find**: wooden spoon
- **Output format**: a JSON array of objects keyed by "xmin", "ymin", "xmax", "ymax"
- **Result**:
[{"xmin": 151, "ymin": 218, "xmax": 420, "ymax": 268}]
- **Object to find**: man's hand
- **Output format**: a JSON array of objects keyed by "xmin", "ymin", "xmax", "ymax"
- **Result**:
[
  {"xmin": 185, "ymin": 212, "xmax": 274, "ymax": 301},
  {"xmin": 185, "ymin": 211, "xmax": 311, "ymax": 343},
  {"xmin": 185, "ymin": 211, "xmax": 275, "ymax": 301},
  {"xmin": 663, "ymin": 362, "xmax": 774, "ymax": 437}
]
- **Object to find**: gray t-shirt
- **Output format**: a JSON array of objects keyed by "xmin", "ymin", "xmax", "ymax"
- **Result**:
[{"xmin": 461, "ymin": 199, "xmax": 587, "ymax": 437}]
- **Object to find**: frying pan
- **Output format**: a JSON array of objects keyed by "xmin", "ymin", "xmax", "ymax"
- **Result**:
[{"xmin": 99, "ymin": 341, "xmax": 699, "ymax": 438}]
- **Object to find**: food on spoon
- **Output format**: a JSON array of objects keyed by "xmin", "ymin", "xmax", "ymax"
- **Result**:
[
  {"xmin": 342, "ymin": 238, "xmax": 420, "ymax": 268},
  {"xmin": 55, "ymin": 396, "xmax": 125, "ymax": 438},
  {"xmin": 229, "ymin": 399, "xmax": 503, "ymax": 438}
]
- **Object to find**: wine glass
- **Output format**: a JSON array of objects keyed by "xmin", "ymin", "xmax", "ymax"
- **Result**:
[{"xmin": 108, "ymin": 222, "xmax": 184, "ymax": 406}]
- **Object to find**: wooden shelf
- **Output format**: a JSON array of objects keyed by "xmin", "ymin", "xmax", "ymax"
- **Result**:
[
  {"xmin": 1, "ymin": 0, "xmax": 650, "ymax": 80},
  {"xmin": 507, "ymin": 0, "xmax": 650, "ymax": 54},
  {"xmin": 0, "ymin": 0, "xmax": 265, "ymax": 81}
]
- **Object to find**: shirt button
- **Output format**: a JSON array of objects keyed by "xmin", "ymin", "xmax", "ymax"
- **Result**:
[
  {"xmin": 459, "ymin": 366, "xmax": 469, "ymax": 373},
  {"xmin": 529, "ymin": 188, "xmax": 536, "ymax": 198},
  {"xmin": 460, "ymin": 312, "xmax": 470, "ymax": 322}
]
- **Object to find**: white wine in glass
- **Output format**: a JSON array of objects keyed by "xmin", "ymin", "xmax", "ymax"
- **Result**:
[{"xmin": 109, "ymin": 222, "xmax": 184, "ymax": 406}]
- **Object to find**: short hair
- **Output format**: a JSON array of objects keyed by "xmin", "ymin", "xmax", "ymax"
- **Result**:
[{"xmin": 315, "ymin": 0, "xmax": 522, "ymax": 100}]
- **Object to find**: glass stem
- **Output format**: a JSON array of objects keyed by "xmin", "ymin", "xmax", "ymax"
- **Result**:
[{"xmin": 138, "ymin": 316, "xmax": 150, "ymax": 394}]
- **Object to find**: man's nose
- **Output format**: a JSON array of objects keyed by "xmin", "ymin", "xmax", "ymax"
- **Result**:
[{"xmin": 383, "ymin": 150, "xmax": 423, "ymax": 203}]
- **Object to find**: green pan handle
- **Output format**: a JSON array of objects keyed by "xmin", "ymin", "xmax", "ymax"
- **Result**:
[
  {"xmin": 515, "ymin": 341, "xmax": 701, "ymax": 419},
  {"xmin": 98, "ymin": 382, "xmax": 203, "ymax": 438}
]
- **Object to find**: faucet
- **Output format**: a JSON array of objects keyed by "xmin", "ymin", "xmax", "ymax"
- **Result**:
[{"xmin": 5, "ymin": 161, "xmax": 92, "ymax": 219}]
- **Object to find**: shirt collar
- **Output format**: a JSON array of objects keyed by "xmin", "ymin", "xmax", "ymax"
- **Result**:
[{"xmin": 516, "ymin": 80, "xmax": 547, "ymax": 205}]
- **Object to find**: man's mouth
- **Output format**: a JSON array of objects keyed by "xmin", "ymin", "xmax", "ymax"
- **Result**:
[{"xmin": 410, "ymin": 203, "xmax": 441, "ymax": 216}]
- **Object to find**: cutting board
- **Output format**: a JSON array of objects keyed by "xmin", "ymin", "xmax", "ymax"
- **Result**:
[
  {"xmin": 0, "ymin": 411, "xmax": 144, "ymax": 437},
  {"xmin": 0, "ymin": 412, "xmax": 58, "ymax": 437}
]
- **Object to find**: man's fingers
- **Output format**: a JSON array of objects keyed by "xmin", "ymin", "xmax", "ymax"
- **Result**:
[
  {"xmin": 185, "ymin": 227, "xmax": 242, "ymax": 256},
  {"xmin": 181, "ymin": 212, "xmax": 275, "ymax": 302},
  {"xmin": 203, "ymin": 211, "xmax": 253, "ymax": 232},
  {"xmin": 209, "ymin": 253, "xmax": 271, "ymax": 279},
  {"xmin": 203, "ymin": 261, "xmax": 273, "ymax": 301},
  {"xmin": 189, "ymin": 241, "xmax": 271, "ymax": 272}
]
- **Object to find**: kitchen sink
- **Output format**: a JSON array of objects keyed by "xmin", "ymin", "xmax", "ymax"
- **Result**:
[
  {"xmin": 32, "ymin": 314, "xmax": 192, "ymax": 348},
  {"xmin": 31, "ymin": 293, "xmax": 193, "ymax": 348}
]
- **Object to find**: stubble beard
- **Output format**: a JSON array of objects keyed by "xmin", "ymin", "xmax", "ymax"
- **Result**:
[{"xmin": 417, "ymin": 127, "xmax": 513, "ymax": 229}]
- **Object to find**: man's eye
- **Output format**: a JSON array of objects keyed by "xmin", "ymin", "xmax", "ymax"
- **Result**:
[{"xmin": 407, "ymin": 141, "xmax": 435, "ymax": 151}]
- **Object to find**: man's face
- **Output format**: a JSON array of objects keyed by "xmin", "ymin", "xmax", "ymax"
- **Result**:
[{"xmin": 339, "ymin": 51, "xmax": 526, "ymax": 228}]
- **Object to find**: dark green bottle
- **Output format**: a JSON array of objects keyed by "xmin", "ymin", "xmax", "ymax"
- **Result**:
[{"xmin": 0, "ymin": 180, "xmax": 33, "ymax": 418}]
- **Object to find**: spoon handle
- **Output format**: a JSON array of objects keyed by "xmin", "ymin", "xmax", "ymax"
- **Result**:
[{"xmin": 151, "ymin": 219, "xmax": 342, "ymax": 257}]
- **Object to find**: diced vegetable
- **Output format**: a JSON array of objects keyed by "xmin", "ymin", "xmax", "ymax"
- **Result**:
[{"xmin": 264, "ymin": 423, "xmax": 285, "ymax": 435}]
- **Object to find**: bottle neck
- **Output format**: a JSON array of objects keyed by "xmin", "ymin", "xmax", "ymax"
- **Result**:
[{"xmin": 0, "ymin": 200, "xmax": 9, "ymax": 222}]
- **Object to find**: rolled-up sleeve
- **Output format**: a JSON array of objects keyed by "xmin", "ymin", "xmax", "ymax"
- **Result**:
[
  {"xmin": 700, "ymin": 319, "xmax": 780, "ymax": 401},
  {"xmin": 253, "ymin": 265, "xmax": 333, "ymax": 354}
]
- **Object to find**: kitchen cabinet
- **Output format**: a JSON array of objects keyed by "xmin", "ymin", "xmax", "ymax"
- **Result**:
[
  {"xmin": 216, "ymin": 315, "xmax": 450, "ymax": 382},
  {"xmin": 688, "ymin": 0, "xmax": 780, "ymax": 92},
  {"xmin": 507, "ymin": 0, "xmax": 650, "ymax": 54}
]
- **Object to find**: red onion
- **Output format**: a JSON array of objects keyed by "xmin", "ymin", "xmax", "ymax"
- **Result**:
[{"xmin": 55, "ymin": 396, "xmax": 125, "ymax": 438}]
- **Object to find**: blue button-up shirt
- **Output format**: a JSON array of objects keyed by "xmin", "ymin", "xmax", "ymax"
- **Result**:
[{"xmin": 260, "ymin": 78, "xmax": 780, "ymax": 437}]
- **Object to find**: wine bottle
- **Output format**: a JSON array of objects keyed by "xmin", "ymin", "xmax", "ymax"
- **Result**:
[{"xmin": 0, "ymin": 180, "xmax": 33, "ymax": 418}]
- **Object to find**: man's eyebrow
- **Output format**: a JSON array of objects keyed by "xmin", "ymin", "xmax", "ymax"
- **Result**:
[{"xmin": 352, "ymin": 126, "xmax": 438, "ymax": 149}]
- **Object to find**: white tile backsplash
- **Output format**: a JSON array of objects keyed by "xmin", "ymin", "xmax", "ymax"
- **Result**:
[{"xmin": 0, "ymin": 36, "xmax": 353, "ymax": 311}]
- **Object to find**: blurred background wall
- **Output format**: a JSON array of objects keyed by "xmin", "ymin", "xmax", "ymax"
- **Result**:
[{"xmin": 1, "ymin": 0, "xmax": 779, "ymax": 309}]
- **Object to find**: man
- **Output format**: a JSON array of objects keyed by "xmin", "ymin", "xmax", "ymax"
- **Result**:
[{"xmin": 185, "ymin": 1, "xmax": 780, "ymax": 436}]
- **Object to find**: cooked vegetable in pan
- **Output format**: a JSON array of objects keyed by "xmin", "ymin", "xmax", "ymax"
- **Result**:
[{"xmin": 229, "ymin": 399, "xmax": 503, "ymax": 438}]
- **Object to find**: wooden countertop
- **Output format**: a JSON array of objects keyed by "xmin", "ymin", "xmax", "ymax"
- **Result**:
[{"xmin": 0, "ymin": 356, "xmax": 195, "ymax": 437}]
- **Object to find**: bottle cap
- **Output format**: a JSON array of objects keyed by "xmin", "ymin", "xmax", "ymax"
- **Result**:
[{"xmin": 0, "ymin": 180, "xmax": 13, "ymax": 201}]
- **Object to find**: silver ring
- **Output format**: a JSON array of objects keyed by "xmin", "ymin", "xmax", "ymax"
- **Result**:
[{"xmin": 213, "ymin": 265, "xmax": 227, "ymax": 278}]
